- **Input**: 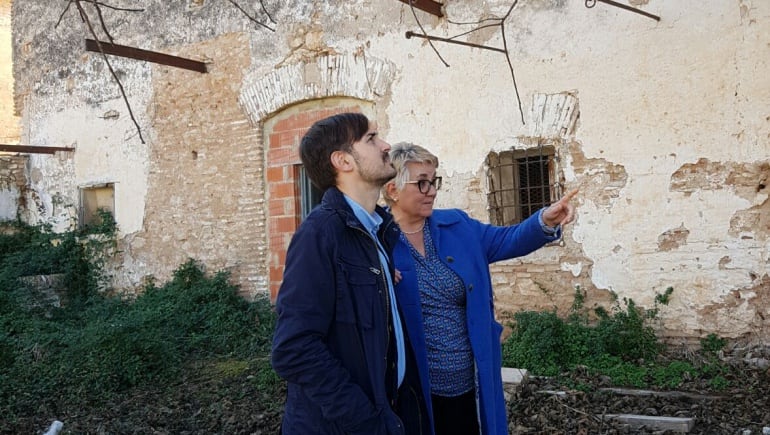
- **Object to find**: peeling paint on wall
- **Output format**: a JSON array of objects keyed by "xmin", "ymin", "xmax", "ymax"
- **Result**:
[
  {"xmin": 0, "ymin": 155, "xmax": 27, "ymax": 220},
  {"xmin": 281, "ymin": 21, "xmax": 338, "ymax": 67},
  {"xmin": 9, "ymin": 0, "xmax": 770, "ymax": 341},
  {"xmin": 658, "ymin": 224, "xmax": 690, "ymax": 251},
  {"xmin": 567, "ymin": 141, "xmax": 628, "ymax": 209},
  {"xmin": 671, "ymin": 158, "xmax": 770, "ymax": 241},
  {"xmin": 693, "ymin": 274, "xmax": 770, "ymax": 340}
]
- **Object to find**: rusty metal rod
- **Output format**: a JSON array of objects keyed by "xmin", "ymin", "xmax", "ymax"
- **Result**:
[
  {"xmin": 587, "ymin": 0, "xmax": 661, "ymax": 21},
  {"xmin": 0, "ymin": 145, "xmax": 75, "ymax": 154},
  {"xmin": 405, "ymin": 31, "xmax": 506, "ymax": 54},
  {"xmin": 85, "ymin": 39, "xmax": 208, "ymax": 73}
]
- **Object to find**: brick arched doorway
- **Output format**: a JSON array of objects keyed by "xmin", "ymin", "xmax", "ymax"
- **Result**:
[
  {"xmin": 264, "ymin": 100, "xmax": 374, "ymax": 300},
  {"xmin": 239, "ymin": 53, "xmax": 396, "ymax": 300}
]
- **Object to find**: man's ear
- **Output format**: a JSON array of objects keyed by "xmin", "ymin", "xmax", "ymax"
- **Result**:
[{"xmin": 330, "ymin": 150, "xmax": 353, "ymax": 172}]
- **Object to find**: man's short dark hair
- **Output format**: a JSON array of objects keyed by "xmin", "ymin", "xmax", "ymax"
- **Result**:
[{"xmin": 299, "ymin": 112, "xmax": 370, "ymax": 191}]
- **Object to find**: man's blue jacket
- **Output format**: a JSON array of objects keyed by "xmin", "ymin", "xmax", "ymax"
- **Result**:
[
  {"xmin": 393, "ymin": 208, "xmax": 558, "ymax": 435},
  {"xmin": 272, "ymin": 187, "xmax": 428, "ymax": 435}
]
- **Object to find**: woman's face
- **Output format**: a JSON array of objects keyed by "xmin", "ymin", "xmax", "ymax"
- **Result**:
[{"xmin": 392, "ymin": 161, "xmax": 439, "ymax": 218}]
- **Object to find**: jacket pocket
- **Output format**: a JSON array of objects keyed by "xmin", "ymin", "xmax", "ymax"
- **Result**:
[{"xmin": 336, "ymin": 258, "xmax": 380, "ymax": 328}]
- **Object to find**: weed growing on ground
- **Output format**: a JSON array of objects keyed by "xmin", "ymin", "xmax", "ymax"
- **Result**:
[
  {"xmin": 501, "ymin": 286, "xmax": 732, "ymax": 390},
  {"xmin": 0, "ymin": 220, "xmax": 280, "ymax": 425}
]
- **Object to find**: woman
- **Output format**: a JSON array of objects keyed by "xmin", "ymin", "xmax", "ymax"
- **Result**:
[{"xmin": 383, "ymin": 142, "xmax": 577, "ymax": 435}]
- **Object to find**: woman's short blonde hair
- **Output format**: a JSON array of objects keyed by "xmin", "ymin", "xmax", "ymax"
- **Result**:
[{"xmin": 382, "ymin": 142, "xmax": 439, "ymax": 206}]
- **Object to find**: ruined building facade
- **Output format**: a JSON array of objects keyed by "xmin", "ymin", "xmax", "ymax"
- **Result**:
[{"xmin": 2, "ymin": 0, "xmax": 769, "ymax": 342}]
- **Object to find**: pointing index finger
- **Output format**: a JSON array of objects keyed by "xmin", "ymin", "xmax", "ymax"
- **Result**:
[{"xmin": 563, "ymin": 188, "xmax": 579, "ymax": 202}]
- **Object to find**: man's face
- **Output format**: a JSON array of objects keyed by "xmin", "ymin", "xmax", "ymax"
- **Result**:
[{"xmin": 349, "ymin": 122, "xmax": 396, "ymax": 187}]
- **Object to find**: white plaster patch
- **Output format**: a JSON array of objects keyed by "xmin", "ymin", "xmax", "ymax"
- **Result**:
[
  {"xmin": 752, "ymin": 192, "xmax": 768, "ymax": 206},
  {"xmin": 560, "ymin": 261, "xmax": 583, "ymax": 277},
  {"xmin": 0, "ymin": 190, "xmax": 19, "ymax": 220},
  {"xmin": 25, "ymin": 98, "xmax": 150, "ymax": 235}
]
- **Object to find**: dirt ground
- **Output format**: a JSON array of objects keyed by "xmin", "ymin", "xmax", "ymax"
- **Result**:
[
  {"xmin": 5, "ymin": 351, "xmax": 770, "ymax": 435},
  {"xmin": 508, "ymin": 364, "xmax": 770, "ymax": 434}
]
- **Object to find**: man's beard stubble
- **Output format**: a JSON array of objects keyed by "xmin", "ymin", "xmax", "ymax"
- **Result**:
[{"xmin": 351, "ymin": 150, "xmax": 397, "ymax": 187}]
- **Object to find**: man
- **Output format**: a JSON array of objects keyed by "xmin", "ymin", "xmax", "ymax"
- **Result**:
[{"xmin": 271, "ymin": 113, "xmax": 430, "ymax": 434}]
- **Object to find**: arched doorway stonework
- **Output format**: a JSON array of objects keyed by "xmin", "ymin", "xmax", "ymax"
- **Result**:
[{"xmin": 239, "ymin": 54, "xmax": 396, "ymax": 301}]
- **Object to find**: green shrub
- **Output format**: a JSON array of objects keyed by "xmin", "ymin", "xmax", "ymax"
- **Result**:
[
  {"xmin": 593, "ymin": 295, "xmax": 661, "ymax": 362},
  {"xmin": 0, "ymin": 217, "xmax": 115, "ymax": 306},
  {"xmin": 587, "ymin": 354, "xmax": 649, "ymax": 388},
  {"xmin": 502, "ymin": 286, "xmax": 732, "ymax": 390},
  {"xmin": 1, "ymin": 246, "xmax": 278, "ymax": 419},
  {"xmin": 652, "ymin": 360, "xmax": 696, "ymax": 389},
  {"xmin": 502, "ymin": 288, "xmax": 597, "ymax": 376},
  {"xmin": 701, "ymin": 333, "xmax": 727, "ymax": 354},
  {"xmin": 709, "ymin": 375, "xmax": 729, "ymax": 390},
  {"xmin": 502, "ymin": 310, "xmax": 566, "ymax": 376}
]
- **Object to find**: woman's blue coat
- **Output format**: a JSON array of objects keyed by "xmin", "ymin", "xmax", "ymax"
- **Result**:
[{"xmin": 393, "ymin": 208, "xmax": 558, "ymax": 435}]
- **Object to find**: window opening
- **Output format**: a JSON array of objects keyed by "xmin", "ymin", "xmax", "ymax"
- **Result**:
[
  {"xmin": 487, "ymin": 146, "xmax": 556, "ymax": 226},
  {"xmin": 297, "ymin": 166, "xmax": 322, "ymax": 221},
  {"xmin": 79, "ymin": 183, "xmax": 115, "ymax": 229}
]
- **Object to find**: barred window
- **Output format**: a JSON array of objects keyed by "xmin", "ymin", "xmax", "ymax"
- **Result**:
[{"xmin": 486, "ymin": 147, "xmax": 556, "ymax": 225}]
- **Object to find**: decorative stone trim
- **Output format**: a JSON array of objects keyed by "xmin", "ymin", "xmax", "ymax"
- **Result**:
[
  {"xmin": 239, "ymin": 54, "xmax": 396, "ymax": 123},
  {"xmin": 530, "ymin": 92, "xmax": 580, "ymax": 139}
]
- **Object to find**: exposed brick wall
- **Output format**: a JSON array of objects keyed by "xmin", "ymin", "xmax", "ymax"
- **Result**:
[
  {"xmin": 123, "ymin": 32, "xmax": 268, "ymax": 297},
  {"xmin": 266, "ymin": 105, "xmax": 361, "ymax": 300}
]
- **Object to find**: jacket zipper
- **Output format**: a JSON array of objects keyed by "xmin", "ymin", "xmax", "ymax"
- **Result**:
[
  {"xmin": 353, "ymin": 226, "xmax": 392, "ymax": 397},
  {"xmin": 359, "ymin": 220, "xmax": 427, "ymax": 433}
]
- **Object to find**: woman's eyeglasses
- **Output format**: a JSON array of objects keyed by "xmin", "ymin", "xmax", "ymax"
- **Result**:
[{"xmin": 404, "ymin": 177, "xmax": 442, "ymax": 194}]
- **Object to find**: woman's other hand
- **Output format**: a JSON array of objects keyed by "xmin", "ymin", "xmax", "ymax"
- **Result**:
[{"xmin": 393, "ymin": 269, "xmax": 402, "ymax": 284}]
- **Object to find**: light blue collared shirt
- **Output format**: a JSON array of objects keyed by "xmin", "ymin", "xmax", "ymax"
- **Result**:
[{"xmin": 344, "ymin": 195, "xmax": 406, "ymax": 387}]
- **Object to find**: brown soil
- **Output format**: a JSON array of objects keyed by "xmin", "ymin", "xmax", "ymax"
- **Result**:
[{"xmin": 508, "ymin": 363, "xmax": 770, "ymax": 434}]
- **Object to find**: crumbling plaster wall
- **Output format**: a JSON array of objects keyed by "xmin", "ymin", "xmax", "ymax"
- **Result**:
[
  {"xmin": 11, "ymin": 0, "xmax": 155, "ymax": 233},
  {"xmin": 0, "ymin": 154, "xmax": 26, "ymax": 220},
  {"xmin": 10, "ymin": 0, "xmax": 282, "ymax": 292},
  {"xmin": 0, "ymin": 0, "xmax": 19, "ymax": 144},
  {"xmin": 367, "ymin": 0, "xmax": 770, "ymax": 340},
  {"xmin": 9, "ymin": 0, "xmax": 402, "ymax": 295},
  {"xmin": 10, "ymin": 0, "xmax": 770, "ymax": 339}
]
